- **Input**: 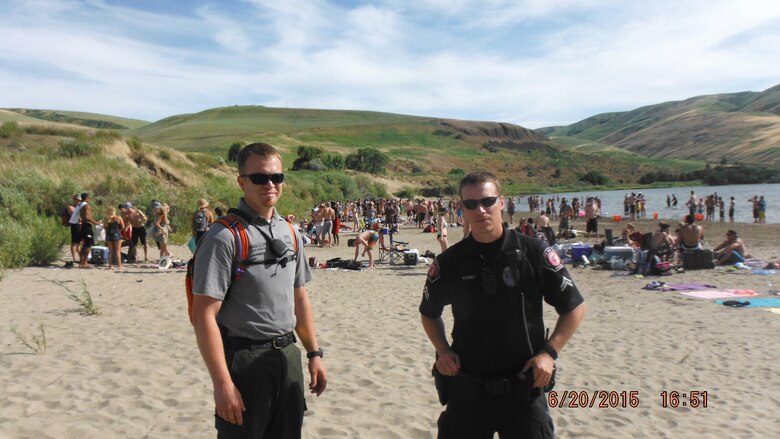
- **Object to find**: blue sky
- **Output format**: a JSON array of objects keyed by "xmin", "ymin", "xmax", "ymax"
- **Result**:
[{"xmin": 1, "ymin": 0, "xmax": 779, "ymax": 127}]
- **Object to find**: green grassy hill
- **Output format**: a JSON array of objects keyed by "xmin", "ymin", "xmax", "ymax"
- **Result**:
[
  {"xmin": 2, "ymin": 108, "xmax": 148, "ymax": 130},
  {"xmin": 542, "ymin": 84, "xmax": 780, "ymax": 165},
  {"xmin": 126, "ymin": 104, "xmax": 709, "ymax": 195}
]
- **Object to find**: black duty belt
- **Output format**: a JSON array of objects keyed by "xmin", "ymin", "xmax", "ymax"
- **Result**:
[
  {"xmin": 224, "ymin": 332, "xmax": 296, "ymax": 350},
  {"xmin": 458, "ymin": 369, "xmax": 537, "ymax": 397}
]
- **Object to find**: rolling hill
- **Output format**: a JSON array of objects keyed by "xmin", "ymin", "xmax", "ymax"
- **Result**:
[
  {"xmin": 124, "ymin": 105, "xmax": 698, "ymax": 193},
  {"xmin": 2, "ymin": 108, "xmax": 148, "ymax": 130},
  {"xmin": 541, "ymin": 84, "xmax": 780, "ymax": 165}
]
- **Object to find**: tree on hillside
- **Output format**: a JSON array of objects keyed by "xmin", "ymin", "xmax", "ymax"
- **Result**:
[
  {"xmin": 292, "ymin": 146, "xmax": 325, "ymax": 170},
  {"xmin": 322, "ymin": 154, "xmax": 345, "ymax": 170},
  {"xmin": 578, "ymin": 170, "xmax": 609, "ymax": 185},
  {"xmin": 345, "ymin": 147, "xmax": 389, "ymax": 174},
  {"xmin": 227, "ymin": 142, "xmax": 244, "ymax": 162}
]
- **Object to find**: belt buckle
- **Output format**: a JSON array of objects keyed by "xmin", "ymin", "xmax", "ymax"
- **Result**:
[{"xmin": 272, "ymin": 336, "xmax": 282, "ymax": 349}]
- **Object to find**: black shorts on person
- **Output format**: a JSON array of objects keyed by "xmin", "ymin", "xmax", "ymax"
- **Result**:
[
  {"xmin": 586, "ymin": 218, "xmax": 598, "ymax": 233},
  {"xmin": 70, "ymin": 223, "xmax": 81, "ymax": 244},
  {"xmin": 131, "ymin": 226, "xmax": 147, "ymax": 246},
  {"xmin": 216, "ymin": 337, "xmax": 306, "ymax": 439},
  {"xmin": 80, "ymin": 223, "xmax": 94, "ymax": 248}
]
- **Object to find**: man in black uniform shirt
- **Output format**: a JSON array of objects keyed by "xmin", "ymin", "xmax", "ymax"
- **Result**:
[{"xmin": 420, "ymin": 171, "xmax": 586, "ymax": 438}]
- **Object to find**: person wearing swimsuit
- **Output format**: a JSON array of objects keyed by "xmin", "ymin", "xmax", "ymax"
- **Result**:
[{"xmin": 103, "ymin": 206, "xmax": 126, "ymax": 271}]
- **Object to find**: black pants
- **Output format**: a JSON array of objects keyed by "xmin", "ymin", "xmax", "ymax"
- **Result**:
[
  {"xmin": 216, "ymin": 343, "xmax": 306, "ymax": 439},
  {"xmin": 437, "ymin": 389, "xmax": 553, "ymax": 439}
]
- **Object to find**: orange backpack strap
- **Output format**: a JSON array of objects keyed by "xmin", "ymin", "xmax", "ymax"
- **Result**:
[
  {"xmin": 216, "ymin": 213, "xmax": 251, "ymax": 280},
  {"xmin": 286, "ymin": 220, "xmax": 298, "ymax": 255}
]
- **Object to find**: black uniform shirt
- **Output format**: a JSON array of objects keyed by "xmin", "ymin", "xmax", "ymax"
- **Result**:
[{"xmin": 420, "ymin": 228, "xmax": 584, "ymax": 378}]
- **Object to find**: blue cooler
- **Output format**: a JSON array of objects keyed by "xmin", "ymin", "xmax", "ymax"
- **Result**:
[
  {"xmin": 571, "ymin": 245, "xmax": 593, "ymax": 261},
  {"xmin": 91, "ymin": 246, "xmax": 109, "ymax": 265}
]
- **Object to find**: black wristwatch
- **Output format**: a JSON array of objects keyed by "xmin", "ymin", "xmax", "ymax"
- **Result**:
[
  {"xmin": 540, "ymin": 343, "xmax": 558, "ymax": 360},
  {"xmin": 306, "ymin": 349, "xmax": 324, "ymax": 359}
]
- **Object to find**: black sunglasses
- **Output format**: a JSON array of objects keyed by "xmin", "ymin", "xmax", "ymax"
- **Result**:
[
  {"xmin": 241, "ymin": 173, "xmax": 285, "ymax": 185},
  {"xmin": 462, "ymin": 196, "xmax": 498, "ymax": 210}
]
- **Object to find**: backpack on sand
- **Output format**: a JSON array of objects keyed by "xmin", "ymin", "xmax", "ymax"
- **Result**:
[
  {"xmin": 185, "ymin": 212, "xmax": 298, "ymax": 324},
  {"xmin": 193, "ymin": 209, "xmax": 209, "ymax": 233}
]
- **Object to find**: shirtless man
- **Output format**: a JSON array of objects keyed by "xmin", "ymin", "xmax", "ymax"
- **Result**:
[
  {"xmin": 687, "ymin": 190, "xmax": 697, "ymax": 217},
  {"xmin": 679, "ymin": 215, "xmax": 704, "ymax": 251},
  {"xmin": 536, "ymin": 210, "xmax": 556, "ymax": 245},
  {"xmin": 123, "ymin": 203, "xmax": 149, "ymax": 262},
  {"xmin": 651, "ymin": 223, "xmax": 674, "ymax": 249},
  {"xmin": 320, "ymin": 203, "xmax": 335, "ymax": 246},
  {"xmin": 584, "ymin": 197, "xmax": 600, "ymax": 238},
  {"xmin": 77, "ymin": 193, "xmax": 101, "ymax": 269},
  {"xmin": 713, "ymin": 230, "xmax": 748, "ymax": 265}
]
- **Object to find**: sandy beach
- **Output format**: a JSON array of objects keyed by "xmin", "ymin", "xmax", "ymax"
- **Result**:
[{"xmin": 1, "ymin": 216, "xmax": 779, "ymax": 438}]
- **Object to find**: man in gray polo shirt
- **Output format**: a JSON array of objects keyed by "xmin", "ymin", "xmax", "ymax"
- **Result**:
[{"xmin": 192, "ymin": 142, "xmax": 327, "ymax": 438}]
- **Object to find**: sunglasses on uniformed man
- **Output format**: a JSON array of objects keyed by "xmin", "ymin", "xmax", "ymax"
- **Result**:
[
  {"xmin": 241, "ymin": 172, "xmax": 285, "ymax": 185},
  {"xmin": 462, "ymin": 196, "xmax": 498, "ymax": 210}
]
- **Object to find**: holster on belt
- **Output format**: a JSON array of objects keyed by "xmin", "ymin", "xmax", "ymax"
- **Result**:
[{"xmin": 432, "ymin": 363, "xmax": 450, "ymax": 406}]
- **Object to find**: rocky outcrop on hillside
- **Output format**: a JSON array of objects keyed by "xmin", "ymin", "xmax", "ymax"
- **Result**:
[{"xmin": 439, "ymin": 119, "xmax": 549, "ymax": 142}]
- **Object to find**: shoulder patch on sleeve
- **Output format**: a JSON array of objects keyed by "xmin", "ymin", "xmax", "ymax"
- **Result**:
[
  {"xmin": 543, "ymin": 247, "xmax": 564, "ymax": 272},
  {"xmin": 427, "ymin": 258, "xmax": 441, "ymax": 283}
]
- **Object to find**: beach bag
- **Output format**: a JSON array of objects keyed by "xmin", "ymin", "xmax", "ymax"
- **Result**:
[
  {"xmin": 185, "ymin": 213, "xmax": 298, "ymax": 324},
  {"xmin": 651, "ymin": 257, "xmax": 673, "ymax": 276},
  {"xmin": 193, "ymin": 209, "xmax": 209, "ymax": 233}
]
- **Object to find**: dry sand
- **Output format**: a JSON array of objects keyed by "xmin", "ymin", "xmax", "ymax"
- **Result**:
[{"xmin": 1, "ymin": 216, "xmax": 779, "ymax": 438}]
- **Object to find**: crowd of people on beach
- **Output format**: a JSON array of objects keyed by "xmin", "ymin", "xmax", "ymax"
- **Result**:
[
  {"xmin": 61, "ymin": 186, "xmax": 769, "ymax": 273},
  {"xmin": 63, "ymin": 194, "xmax": 222, "ymax": 272}
]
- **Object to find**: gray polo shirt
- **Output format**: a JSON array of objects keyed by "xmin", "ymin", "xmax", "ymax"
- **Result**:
[{"xmin": 192, "ymin": 199, "xmax": 312, "ymax": 340}]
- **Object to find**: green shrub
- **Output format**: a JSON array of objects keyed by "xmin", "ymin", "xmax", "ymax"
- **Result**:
[
  {"xmin": 227, "ymin": 142, "xmax": 244, "ymax": 162},
  {"xmin": 28, "ymin": 216, "xmax": 68, "ymax": 266},
  {"xmin": 394, "ymin": 187, "xmax": 416, "ymax": 199},
  {"xmin": 59, "ymin": 141, "xmax": 102, "ymax": 158},
  {"xmin": 159, "ymin": 150, "xmax": 171, "ymax": 161},
  {"xmin": 345, "ymin": 148, "xmax": 389, "ymax": 174},
  {"xmin": 127, "ymin": 137, "xmax": 144, "ymax": 152},
  {"xmin": 578, "ymin": 170, "xmax": 609, "ymax": 185},
  {"xmin": 0, "ymin": 220, "xmax": 33, "ymax": 269},
  {"xmin": 0, "ymin": 121, "xmax": 20, "ymax": 138}
]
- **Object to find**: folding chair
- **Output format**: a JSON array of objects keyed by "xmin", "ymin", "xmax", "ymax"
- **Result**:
[{"xmin": 378, "ymin": 231, "xmax": 408, "ymax": 264}]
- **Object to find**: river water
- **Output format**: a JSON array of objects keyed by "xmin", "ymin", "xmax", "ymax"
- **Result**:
[{"xmin": 512, "ymin": 183, "xmax": 778, "ymax": 224}]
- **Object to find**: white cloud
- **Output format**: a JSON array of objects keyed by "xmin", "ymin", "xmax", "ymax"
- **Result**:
[{"xmin": 0, "ymin": 0, "xmax": 778, "ymax": 126}]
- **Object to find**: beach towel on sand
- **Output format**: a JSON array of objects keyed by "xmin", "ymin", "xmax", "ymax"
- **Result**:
[
  {"xmin": 680, "ymin": 289, "xmax": 759, "ymax": 299},
  {"xmin": 666, "ymin": 282, "xmax": 718, "ymax": 291},
  {"xmin": 714, "ymin": 297, "xmax": 780, "ymax": 308}
]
